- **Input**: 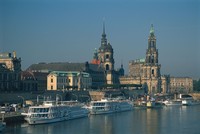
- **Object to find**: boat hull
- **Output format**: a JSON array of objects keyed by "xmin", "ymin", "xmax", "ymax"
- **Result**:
[
  {"xmin": 25, "ymin": 111, "xmax": 88, "ymax": 125},
  {"xmin": 90, "ymin": 105, "xmax": 133, "ymax": 115}
]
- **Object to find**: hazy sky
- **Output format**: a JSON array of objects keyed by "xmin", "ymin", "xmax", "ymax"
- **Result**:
[{"xmin": 0, "ymin": 0, "xmax": 199, "ymax": 79}]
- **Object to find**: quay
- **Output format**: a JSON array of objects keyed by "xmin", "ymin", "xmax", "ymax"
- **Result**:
[
  {"xmin": 0, "ymin": 89, "xmax": 145, "ymax": 104},
  {"xmin": 1, "ymin": 90, "xmax": 200, "ymax": 123},
  {"xmin": 0, "ymin": 112, "xmax": 25, "ymax": 123}
]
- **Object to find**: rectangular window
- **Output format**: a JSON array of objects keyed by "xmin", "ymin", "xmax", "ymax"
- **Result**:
[
  {"xmin": 51, "ymin": 86, "xmax": 53, "ymax": 90},
  {"xmin": 51, "ymin": 79, "xmax": 53, "ymax": 83}
]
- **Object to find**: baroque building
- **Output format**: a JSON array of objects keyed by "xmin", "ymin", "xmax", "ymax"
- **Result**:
[
  {"xmin": 21, "ymin": 71, "xmax": 38, "ymax": 91},
  {"xmin": 47, "ymin": 71, "xmax": 92, "ymax": 91},
  {"xmin": 91, "ymin": 22, "xmax": 124, "ymax": 85},
  {"xmin": 0, "ymin": 51, "xmax": 21, "ymax": 91},
  {"xmin": 27, "ymin": 62, "xmax": 105, "ymax": 90},
  {"xmin": 120, "ymin": 25, "xmax": 170, "ymax": 94},
  {"xmin": 170, "ymin": 77, "xmax": 193, "ymax": 93}
]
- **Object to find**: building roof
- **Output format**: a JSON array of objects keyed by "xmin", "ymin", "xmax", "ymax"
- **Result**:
[
  {"xmin": 21, "ymin": 71, "xmax": 37, "ymax": 80},
  {"xmin": 0, "ymin": 52, "xmax": 12, "ymax": 59},
  {"xmin": 27, "ymin": 62, "xmax": 103, "ymax": 72},
  {"xmin": 129, "ymin": 58, "xmax": 145, "ymax": 64}
]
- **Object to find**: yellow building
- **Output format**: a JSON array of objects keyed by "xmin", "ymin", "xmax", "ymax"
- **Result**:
[{"xmin": 47, "ymin": 71, "xmax": 92, "ymax": 91}]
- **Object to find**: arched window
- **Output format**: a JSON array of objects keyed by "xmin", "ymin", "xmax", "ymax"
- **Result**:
[
  {"xmin": 151, "ymin": 55, "xmax": 154, "ymax": 63},
  {"xmin": 106, "ymin": 64, "xmax": 110, "ymax": 70},
  {"xmin": 106, "ymin": 54, "xmax": 109, "ymax": 59}
]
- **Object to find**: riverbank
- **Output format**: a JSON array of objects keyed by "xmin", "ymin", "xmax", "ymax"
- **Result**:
[{"xmin": 0, "ymin": 111, "xmax": 24, "ymax": 123}]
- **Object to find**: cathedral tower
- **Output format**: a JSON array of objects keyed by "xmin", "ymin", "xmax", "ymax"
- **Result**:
[
  {"xmin": 98, "ymin": 22, "xmax": 114, "ymax": 71},
  {"xmin": 143, "ymin": 24, "xmax": 161, "ymax": 93},
  {"xmin": 97, "ymin": 22, "xmax": 116, "ymax": 84},
  {"xmin": 146, "ymin": 24, "xmax": 159, "ymax": 64}
]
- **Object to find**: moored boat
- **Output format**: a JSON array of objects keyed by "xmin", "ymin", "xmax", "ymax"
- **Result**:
[
  {"xmin": 22, "ymin": 101, "xmax": 89, "ymax": 125},
  {"xmin": 163, "ymin": 100, "xmax": 182, "ymax": 106},
  {"xmin": 146, "ymin": 101, "xmax": 163, "ymax": 108},
  {"xmin": 180, "ymin": 94, "xmax": 200, "ymax": 106},
  {"xmin": 87, "ymin": 97, "xmax": 133, "ymax": 115}
]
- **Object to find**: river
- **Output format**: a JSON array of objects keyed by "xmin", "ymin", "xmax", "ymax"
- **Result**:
[{"xmin": 3, "ymin": 105, "xmax": 200, "ymax": 134}]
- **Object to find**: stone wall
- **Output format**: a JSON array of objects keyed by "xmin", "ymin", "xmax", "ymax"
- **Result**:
[{"xmin": 190, "ymin": 93, "xmax": 200, "ymax": 100}]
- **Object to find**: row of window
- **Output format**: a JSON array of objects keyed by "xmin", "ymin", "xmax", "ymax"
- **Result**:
[
  {"xmin": 171, "ymin": 83, "xmax": 191, "ymax": 86},
  {"xmin": 0, "ymin": 82, "xmax": 19, "ymax": 90},
  {"xmin": 0, "ymin": 73, "xmax": 19, "ymax": 81},
  {"xmin": 51, "ymin": 78, "xmax": 72, "ymax": 83},
  {"xmin": 51, "ymin": 78, "xmax": 91, "ymax": 84}
]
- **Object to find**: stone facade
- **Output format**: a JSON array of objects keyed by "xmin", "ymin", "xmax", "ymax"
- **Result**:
[
  {"xmin": 170, "ymin": 77, "xmax": 193, "ymax": 93},
  {"xmin": 0, "ymin": 51, "xmax": 21, "ymax": 91},
  {"xmin": 120, "ymin": 25, "xmax": 170, "ymax": 94},
  {"xmin": 91, "ymin": 22, "xmax": 124, "ymax": 85},
  {"xmin": 27, "ymin": 62, "xmax": 105, "ymax": 89},
  {"xmin": 21, "ymin": 71, "xmax": 38, "ymax": 91}
]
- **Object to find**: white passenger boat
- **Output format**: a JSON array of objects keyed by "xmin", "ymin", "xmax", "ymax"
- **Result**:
[
  {"xmin": 180, "ymin": 94, "xmax": 200, "ymax": 106},
  {"xmin": 22, "ymin": 101, "xmax": 89, "ymax": 125},
  {"xmin": 163, "ymin": 100, "xmax": 182, "ymax": 106},
  {"xmin": 87, "ymin": 97, "xmax": 133, "ymax": 115}
]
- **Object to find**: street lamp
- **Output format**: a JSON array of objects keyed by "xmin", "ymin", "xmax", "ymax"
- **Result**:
[{"xmin": 18, "ymin": 96, "xmax": 24, "ymax": 111}]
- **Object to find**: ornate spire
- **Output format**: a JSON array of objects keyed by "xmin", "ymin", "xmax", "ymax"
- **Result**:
[
  {"xmin": 101, "ymin": 20, "xmax": 107, "ymax": 46},
  {"xmin": 103, "ymin": 20, "xmax": 105, "ymax": 35},
  {"xmin": 150, "ymin": 24, "xmax": 154, "ymax": 35}
]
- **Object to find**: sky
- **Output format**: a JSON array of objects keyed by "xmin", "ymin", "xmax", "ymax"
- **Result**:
[{"xmin": 0, "ymin": 0, "xmax": 199, "ymax": 79}]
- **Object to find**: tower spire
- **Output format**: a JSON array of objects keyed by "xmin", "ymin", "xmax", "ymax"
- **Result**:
[
  {"xmin": 101, "ymin": 19, "xmax": 107, "ymax": 46},
  {"xmin": 150, "ymin": 24, "xmax": 154, "ymax": 35},
  {"xmin": 102, "ymin": 19, "xmax": 106, "ymax": 36}
]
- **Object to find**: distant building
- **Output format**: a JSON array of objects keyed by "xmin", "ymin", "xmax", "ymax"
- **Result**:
[
  {"xmin": 170, "ymin": 77, "xmax": 193, "ymax": 93},
  {"xmin": 120, "ymin": 25, "xmax": 170, "ymax": 94},
  {"xmin": 31, "ymin": 71, "xmax": 49, "ymax": 91},
  {"xmin": 0, "ymin": 51, "xmax": 21, "ymax": 91},
  {"xmin": 21, "ymin": 71, "xmax": 38, "ymax": 91},
  {"xmin": 91, "ymin": 22, "xmax": 124, "ymax": 85},
  {"xmin": 47, "ymin": 71, "xmax": 92, "ymax": 91},
  {"xmin": 27, "ymin": 23, "xmax": 125, "ymax": 89},
  {"xmin": 27, "ymin": 62, "xmax": 105, "ymax": 89}
]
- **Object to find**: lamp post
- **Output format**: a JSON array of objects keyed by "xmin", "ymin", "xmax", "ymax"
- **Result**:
[{"xmin": 18, "ymin": 96, "xmax": 24, "ymax": 111}]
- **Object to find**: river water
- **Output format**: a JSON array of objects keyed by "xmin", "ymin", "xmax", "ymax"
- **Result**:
[{"xmin": 4, "ymin": 106, "xmax": 200, "ymax": 134}]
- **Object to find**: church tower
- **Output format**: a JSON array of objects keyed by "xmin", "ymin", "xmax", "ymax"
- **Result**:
[
  {"xmin": 143, "ymin": 24, "xmax": 161, "ymax": 93},
  {"xmin": 146, "ymin": 24, "xmax": 158, "ymax": 64},
  {"xmin": 98, "ymin": 22, "xmax": 115, "ymax": 84},
  {"xmin": 98, "ymin": 22, "xmax": 114, "ymax": 72}
]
